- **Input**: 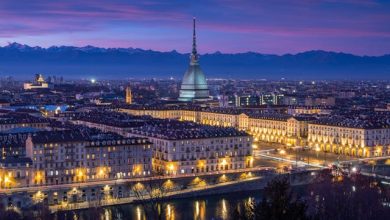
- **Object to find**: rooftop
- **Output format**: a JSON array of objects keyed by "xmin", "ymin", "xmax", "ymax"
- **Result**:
[
  {"xmin": 0, "ymin": 156, "xmax": 32, "ymax": 166},
  {"xmin": 0, "ymin": 133, "xmax": 30, "ymax": 149},
  {"xmin": 248, "ymin": 113, "xmax": 291, "ymax": 121},
  {"xmin": 0, "ymin": 112, "xmax": 50, "ymax": 125},
  {"xmin": 131, "ymin": 119, "xmax": 249, "ymax": 140},
  {"xmin": 73, "ymin": 110, "xmax": 249, "ymax": 140},
  {"xmin": 73, "ymin": 110, "xmax": 151, "ymax": 128},
  {"xmin": 310, "ymin": 115, "xmax": 390, "ymax": 129},
  {"xmin": 30, "ymin": 128, "xmax": 151, "ymax": 145}
]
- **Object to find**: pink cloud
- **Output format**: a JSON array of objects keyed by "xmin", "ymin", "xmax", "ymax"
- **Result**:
[{"xmin": 0, "ymin": 0, "xmax": 388, "ymax": 55}]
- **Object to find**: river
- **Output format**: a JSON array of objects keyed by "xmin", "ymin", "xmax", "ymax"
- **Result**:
[{"xmin": 54, "ymin": 190, "xmax": 262, "ymax": 220}]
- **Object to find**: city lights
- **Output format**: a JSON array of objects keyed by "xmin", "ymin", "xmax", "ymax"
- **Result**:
[{"xmin": 0, "ymin": 3, "xmax": 389, "ymax": 217}]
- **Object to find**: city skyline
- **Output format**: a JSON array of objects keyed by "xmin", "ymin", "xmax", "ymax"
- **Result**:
[
  {"xmin": 0, "ymin": 0, "xmax": 389, "ymax": 55},
  {"xmin": 0, "ymin": 2, "xmax": 390, "ymax": 218}
]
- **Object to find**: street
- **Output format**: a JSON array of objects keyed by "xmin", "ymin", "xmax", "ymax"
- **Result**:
[{"xmin": 253, "ymin": 141, "xmax": 390, "ymax": 178}]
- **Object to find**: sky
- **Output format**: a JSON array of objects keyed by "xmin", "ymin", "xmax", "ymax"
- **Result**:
[{"xmin": 0, "ymin": 0, "xmax": 389, "ymax": 55}]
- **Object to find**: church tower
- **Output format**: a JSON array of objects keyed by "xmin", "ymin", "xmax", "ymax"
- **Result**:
[
  {"xmin": 178, "ymin": 18, "xmax": 210, "ymax": 102},
  {"xmin": 125, "ymin": 86, "xmax": 132, "ymax": 104}
]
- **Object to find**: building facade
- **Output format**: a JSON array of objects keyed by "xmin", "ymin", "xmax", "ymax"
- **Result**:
[
  {"xmin": 128, "ymin": 121, "xmax": 253, "ymax": 175},
  {"xmin": 119, "ymin": 106, "xmax": 390, "ymax": 157},
  {"xmin": 22, "ymin": 131, "xmax": 153, "ymax": 187},
  {"xmin": 70, "ymin": 110, "xmax": 253, "ymax": 175},
  {"xmin": 0, "ymin": 113, "xmax": 50, "ymax": 132},
  {"xmin": 23, "ymin": 74, "xmax": 50, "ymax": 90},
  {"xmin": 308, "ymin": 119, "xmax": 390, "ymax": 157},
  {"xmin": 125, "ymin": 86, "xmax": 132, "ymax": 104}
]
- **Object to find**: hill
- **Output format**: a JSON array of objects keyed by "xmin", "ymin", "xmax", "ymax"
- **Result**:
[{"xmin": 0, "ymin": 43, "xmax": 389, "ymax": 80}]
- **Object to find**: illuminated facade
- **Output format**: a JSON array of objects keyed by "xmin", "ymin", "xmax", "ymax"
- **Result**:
[
  {"xmin": 71, "ymin": 110, "xmax": 253, "ymax": 174},
  {"xmin": 129, "ymin": 123, "xmax": 253, "ymax": 175},
  {"xmin": 24, "ymin": 131, "xmax": 152, "ymax": 186},
  {"xmin": 118, "ymin": 106, "xmax": 390, "ymax": 157},
  {"xmin": 248, "ymin": 115, "xmax": 289, "ymax": 144},
  {"xmin": 23, "ymin": 74, "xmax": 50, "ymax": 90},
  {"xmin": 119, "ymin": 107, "xmax": 312, "ymax": 146},
  {"xmin": 0, "ymin": 157, "xmax": 32, "ymax": 189},
  {"xmin": 125, "ymin": 86, "xmax": 132, "ymax": 104},
  {"xmin": 308, "ymin": 121, "xmax": 390, "ymax": 157}
]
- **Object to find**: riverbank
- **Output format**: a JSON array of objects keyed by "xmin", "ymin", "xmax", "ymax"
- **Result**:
[
  {"xmin": 0, "ymin": 167, "xmax": 271, "ymax": 209},
  {"xmin": 52, "ymin": 176, "xmax": 263, "ymax": 212},
  {"xmin": 52, "ymin": 170, "xmax": 317, "ymax": 213}
]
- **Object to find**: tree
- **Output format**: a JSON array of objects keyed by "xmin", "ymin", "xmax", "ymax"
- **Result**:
[
  {"xmin": 0, "ymin": 208, "xmax": 22, "ymax": 220},
  {"xmin": 231, "ymin": 200, "xmax": 255, "ymax": 220},
  {"xmin": 232, "ymin": 176, "xmax": 309, "ymax": 220},
  {"xmin": 255, "ymin": 176, "xmax": 308, "ymax": 220},
  {"xmin": 306, "ymin": 170, "xmax": 390, "ymax": 220},
  {"xmin": 20, "ymin": 203, "xmax": 52, "ymax": 220},
  {"xmin": 131, "ymin": 173, "xmax": 175, "ymax": 220}
]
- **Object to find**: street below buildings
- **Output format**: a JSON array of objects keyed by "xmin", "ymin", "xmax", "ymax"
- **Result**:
[
  {"xmin": 0, "ymin": 167, "xmax": 272, "ymax": 194},
  {"xmin": 253, "ymin": 141, "xmax": 390, "ymax": 179}
]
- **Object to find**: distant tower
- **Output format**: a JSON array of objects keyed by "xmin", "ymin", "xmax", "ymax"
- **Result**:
[
  {"xmin": 125, "ymin": 86, "xmax": 132, "ymax": 104},
  {"xmin": 178, "ymin": 18, "xmax": 210, "ymax": 102},
  {"xmin": 35, "ymin": 74, "xmax": 45, "ymax": 83}
]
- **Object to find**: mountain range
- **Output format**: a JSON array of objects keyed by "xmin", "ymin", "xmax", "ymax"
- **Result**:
[{"xmin": 0, "ymin": 43, "xmax": 389, "ymax": 80}]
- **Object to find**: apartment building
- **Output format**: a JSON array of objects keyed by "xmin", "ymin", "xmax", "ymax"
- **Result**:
[
  {"xmin": 308, "ymin": 117, "xmax": 390, "ymax": 157},
  {"xmin": 23, "ymin": 130, "xmax": 152, "ymax": 186}
]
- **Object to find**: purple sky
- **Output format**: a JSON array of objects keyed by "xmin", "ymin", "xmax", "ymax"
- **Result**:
[{"xmin": 0, "ymin": 0, "xmax": 389, "ymax": 55}]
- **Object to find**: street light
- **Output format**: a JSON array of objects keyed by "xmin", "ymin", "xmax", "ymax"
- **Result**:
[
  {"xmin": 34, "ymin": 171, "xmax": 44, "ymax": 185},
  {"xmin": 315, "ymin": 146, "xmax": 320, "ymax": 159},
  {"xmin": 4, "ymin": 176, "xmax": 10, "ymax": 188},
  {"xmin": 246, "ymin": 156, "xmax": 254, "ymax": 168},
  {"xmin": 163, "ymin": 179, "xmax": 174, "ymax": 190},
  {"xmin": 166, "ymin": 162, "xmax": 176, "ymax": 175},
  {"xmin": 133, "ymin": 165, "xmax": 142, "ymax": 176},
  {"xmin": 98, "ymin": 168, "xmax": 105, "ymax": 177},
  {"xmin": 218, "ymin": 174, "xmax": 228, "ymax": 183},
  {"xmin": 77, "ymin": 169, "xmax": 85, "ymax": 182}
]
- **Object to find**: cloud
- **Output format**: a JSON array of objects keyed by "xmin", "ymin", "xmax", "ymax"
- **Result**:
[{"xmin": 0, "ymin": 0, "xmax": 389, "ymax": 55}]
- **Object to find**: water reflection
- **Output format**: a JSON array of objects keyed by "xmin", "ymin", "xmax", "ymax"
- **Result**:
[
  {"xmin": 166, "ymin": 204, "xmax": 175, "ymax": 220},
  {"xmin": 219, "ymin": 199, "xmax": 229, "ymax": 220},
  {"xmin": 103, "ymin": 209, "xmax": 111, "ymax": 220},
  {"xmin": 194, "ymin": 200, "xmax": 206, "ymax": 220},
  {"xmin": 55, "ymin": 192, "xmax": 260, "ymax": 220},
  {"xmin": 136, "ymin": 206, "xmax": 142, "ymax": 220}
]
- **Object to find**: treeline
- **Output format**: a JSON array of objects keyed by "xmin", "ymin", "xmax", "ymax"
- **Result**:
[{"xmin": 232, "ymin": 170, "xmax": 390, "ymax": 220}]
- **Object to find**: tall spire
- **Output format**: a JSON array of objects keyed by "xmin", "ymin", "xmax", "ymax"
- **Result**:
[
  {"xmin": 192, "ymin": 17, "xmax": 197, "ymax": 55},
  {"xmin": 190, "ymin": 17, "xmax": 199, "ymax": 64}
]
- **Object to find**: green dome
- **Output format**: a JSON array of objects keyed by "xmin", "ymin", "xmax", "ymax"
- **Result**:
[
  {"xmin": 179, "ymin": 63, "xmax": 209, "ymax": 101},
  {"xmin": 181, "ymin": 63, "xmax": 208, "ymax": 91}
]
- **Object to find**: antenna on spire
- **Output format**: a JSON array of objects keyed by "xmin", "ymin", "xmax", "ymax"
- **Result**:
[
  {"xmin": 191, "ymin": 17, "xmax": 199, "ymax": 64},
  {"xmin": 192, "ymin": 17, "xmax": 197, "ymax": 55}
]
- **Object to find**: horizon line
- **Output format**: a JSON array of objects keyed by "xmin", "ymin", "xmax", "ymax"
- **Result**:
[{"xmin": 1, "ymin": 42, "xmax": 389, "ymax": 57}]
